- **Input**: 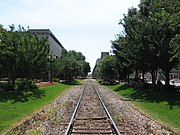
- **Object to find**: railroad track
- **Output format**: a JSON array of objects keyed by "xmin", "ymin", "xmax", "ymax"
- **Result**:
[{"xmin": 65, "ymin": 80, "xmax": 120, "ymax": 135}]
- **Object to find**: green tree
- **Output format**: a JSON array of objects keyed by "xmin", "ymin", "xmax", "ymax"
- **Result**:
[
  {"xmin": 119, "ymin": 7, "xmax": 160, "ymax": 83},
  {"xmin": 17, "ymin": 28, "xmax": 50, "ymax": 79},
  {"xmin": 68, "ymin": 50, "xmax": 87, "ymax": 77},
  {"xmin": 0, "ymin": 25, "xmax": 50, "ymax": 86},
  {"xmin": 112, "ymin": 0, "xmax": 180, "ymax": 86},
  {"xmin": 112, "ymin": 36, "xmax": 133, "ymax": 83},
  {"xmin": 58, "ymin": 49, "xmax": 90, "ymax": 82},
  {"xmin": 139, "ymin": 0, "xmax": 180, "ymax": 86},
  {"xmin": 0, "ymin": 25, "xmax": 9, "ymax": 77},
  {"xmin": 83, "ymin": 62, "xmax": 91, "ymax": 78},
  {"xmin": 0, "ymin": 25, "xmax": 19, "ymax": 85},
  {"xmin": 98, "ymin": 55, "xmax": 117, "ymax": 83},
  {"xmin": 59, "ymin": 55, "xmax": 78, "ymax": 82}
]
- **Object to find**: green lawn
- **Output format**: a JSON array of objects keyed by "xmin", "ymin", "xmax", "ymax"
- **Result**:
[
  {"xmin": 105, "ymin": 84, "xmax": 180, "ymax": 134},
  {"xmin": 0, "ymin": 83, "xmax": 73, "ymax": 134}
]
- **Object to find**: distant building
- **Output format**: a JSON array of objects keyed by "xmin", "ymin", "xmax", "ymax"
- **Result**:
[
  {"xmin": 95, "ymin": 52, "xmax": 109, "ymax": 65},
  {"xmin": 95, "ymin": 52, "xmax": 109, "ymax": 66},
  {"xmin": 29, "ymin": 29, "xmax": 64, "ymax": 58},
  {"xmin": 145, "ymin": 68, "xmax": 180, "ymax": 83},
  {"xmin": 92, "ymin": 52, "xmax": 109, "ymax": 78},
  {"xmin": 101, "ymin": 52, "xmax": 109, "ymax": 59},
  {"xmin": 95, "ymin": 58, "xmax": 100, "ymax": 65},
  {"xmin": 170, "ymin": 69, "xmax": 180, "ymax": 80}
]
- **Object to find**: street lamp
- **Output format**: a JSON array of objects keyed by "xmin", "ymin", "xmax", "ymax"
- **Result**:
[{"xmin": 48, "ymin": 55, "xmax": 54, "ymax": 83}]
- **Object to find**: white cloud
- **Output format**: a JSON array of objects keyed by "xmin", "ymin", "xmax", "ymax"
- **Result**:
[{"xmin": 1, "ymin": 0, "xmax": 140, "ymax": 28}]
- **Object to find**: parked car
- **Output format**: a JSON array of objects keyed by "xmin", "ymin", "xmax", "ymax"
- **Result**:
[{"xmin": 170, "ymin": 78, "xmax": 180, "ymax": 84}]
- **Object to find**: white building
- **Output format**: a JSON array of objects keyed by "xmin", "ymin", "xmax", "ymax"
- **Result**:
[
  {"xmin": 145, "ymin": 69, "xmax": 180, "ymax": 84},
  {"xmin": 29, "ymin": 29, "xmax": 64, "ymax": 58}
]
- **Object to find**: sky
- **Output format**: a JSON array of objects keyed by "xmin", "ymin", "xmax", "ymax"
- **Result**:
[{"xmin": 0, "ymin": 0, "xmax": 140, "ymax": 71}]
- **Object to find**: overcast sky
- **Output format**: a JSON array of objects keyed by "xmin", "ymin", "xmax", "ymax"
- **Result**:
[{"xmin": 0, "ymin": 0, "xmax": 140, "ymax": 71}]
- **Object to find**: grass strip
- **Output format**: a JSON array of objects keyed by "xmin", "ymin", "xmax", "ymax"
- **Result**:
[
  {"xmin": 105, "ymin": 84, "xmax": 180, "ymax": 134},
  {"xmin": 0, "ymin": 83, "xmax": 73, "ymax": 134}
]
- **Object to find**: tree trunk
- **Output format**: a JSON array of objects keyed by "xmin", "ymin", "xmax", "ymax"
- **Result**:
[
  {"xmin": 8, "ymin": 73, "xmax": 11, "ymax": 84},
  {"xmin": 142, "ymin": 72, "xmax": 145, "ymax": 82},
  {"xmin": 8, "ymin": 73, "xmax": 15, "ymax": 90},
  {"xmin": 151, "ymin": 70, "xmax": 156, "ymax": 85},
  {"xmin": 12, "ymin": 78, "xmax": 15, "ymax": 87},
  {"xmin": 165, "ymin": 70, "xmax": 170, "ymax": 86},
  {"xmin": 134, "ymin": 69, "xmax": 138, "ymax": 81},
  {"xmin": 127, "ymin": 74, "xmax": 130, "ymax": 84}
]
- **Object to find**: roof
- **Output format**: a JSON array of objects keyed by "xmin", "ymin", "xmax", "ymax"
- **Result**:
[
  {"xmin": 171, "ymin": 69, "xmax": 180, "ymax": 74},
  {"xmin": 29, "ymin": 29, "xmax": 64, "ymax": 49}
]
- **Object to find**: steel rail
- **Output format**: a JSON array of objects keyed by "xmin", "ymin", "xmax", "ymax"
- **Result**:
[
  {"xmin": 92, "ymin": 84, "xmax": 121, "ymax": 135},
  {"xmin": 64, "ymin": 84, "xmax": 87, "ymax": 135}
]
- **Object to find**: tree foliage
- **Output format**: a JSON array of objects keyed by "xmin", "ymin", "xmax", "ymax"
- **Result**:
[
  {"xmin": 0, "ymin": 24, "xmax": 91, "ymax": 92},
  {"xmin": 83, "ymin": 62, "xmax": 91, "ymax": 78},
  {"xmin": 99, "ymin": 55, "xmax": 117, "ymax": 83},
  {"xmin": 57, "ymin": 49, "xmax": 90, "ymax": 83},
  {"xmin": 111, "ymin": 0, "xmax": 180, "ymax": 86},
  {"xmin": 0, "ymin": 25, "xmax": 50, "ymax": 86}
]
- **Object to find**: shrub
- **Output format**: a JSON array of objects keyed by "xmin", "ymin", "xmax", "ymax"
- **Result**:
[
  {"xmin": 53, "ymin": 78, "xmax": 60, "ymax": 82},
  {"xmin": 17, "ymin": 81, "xmax": 37, "ymax": 91},
  {"xmin": 0, "ymin": 83, "xmax": 14, "ymax": 92}
]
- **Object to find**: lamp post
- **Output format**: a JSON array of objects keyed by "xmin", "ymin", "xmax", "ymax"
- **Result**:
[
  {"xmin": 50, "ymin": 60, "xmax": 53, "ymax": 83},
  {"xmin": 48, "ymin": 55, "xmax": 54, "ymax": 83}
]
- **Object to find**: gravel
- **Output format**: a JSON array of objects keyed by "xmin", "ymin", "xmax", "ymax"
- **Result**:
[{"xmin": 38, "ymin": 85, "xmax": 83, "ymax": 135}]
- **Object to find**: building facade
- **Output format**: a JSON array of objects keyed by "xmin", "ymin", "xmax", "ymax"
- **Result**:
[
  {"xmin": 29, "ymin": 29, "xmax": 64, "ymax": 58},
  {"xmin": 101, "ymin": 52, "xmax": 109, "ymax": 59},
  {"xmin": 92, "ymin": 52, "xmax": 109, "ymax": 78},
  {"xmin": 145, "ymin": 69, "xmax": 180, "ymax": 84}
]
